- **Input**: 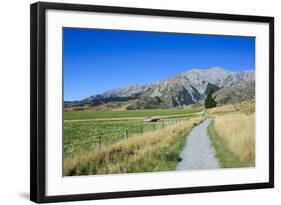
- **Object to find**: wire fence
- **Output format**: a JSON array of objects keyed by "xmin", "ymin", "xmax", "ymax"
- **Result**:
[{"xmin": 65, "ymin": 117, "xmax": 192, "ymax": 152}]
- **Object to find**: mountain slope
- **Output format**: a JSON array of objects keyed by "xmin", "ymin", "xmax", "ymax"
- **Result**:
[
  {"xmin": 70, "ymin": 67, "xmax": 255, "ymax": 109},
  {"xmin": 214, "ymin": 81, "xmax": 255, "ymax": 105}
]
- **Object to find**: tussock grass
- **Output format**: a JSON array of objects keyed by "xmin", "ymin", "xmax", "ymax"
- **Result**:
[
  {"xmin": 208, "ymin": 100, "xmax": 255, "ymax": 116},
  {"xmin": 64, "ymin": 117, "xmax": 203, "ymax": 176},
  {"xmin": 207, "ymin": 104, "xmax": 236, "ymax": 115},
  {"xmin": 234, "ymin": 100, "xmax": 255, "ymax": 115},
  {"xmin": 208, "ymin": 120, "xmax": 246, "ymax": 168},
  {"xmin": 211, "ymin": 113, "xmax": 255, "ymax": 167}
]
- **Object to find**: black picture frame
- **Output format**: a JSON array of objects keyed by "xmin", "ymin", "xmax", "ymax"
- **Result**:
[{"xmin": 30, "ymin": 1, "xmax": 274, "ymax": 203}]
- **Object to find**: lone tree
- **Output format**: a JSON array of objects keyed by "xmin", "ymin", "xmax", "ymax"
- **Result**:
[{"xmin": 205, "ymin": 89, "xmax": 217, "ymax": 109}]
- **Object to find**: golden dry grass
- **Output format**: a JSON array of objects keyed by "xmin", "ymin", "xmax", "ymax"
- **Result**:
[
  {"xmin": 234, "ymin": 99, "xmax": 255, "ymax": 115},
  {"xmin": 208, "ymin": 100, "xmax": 255, "ymax": 116},
  {"xmin": 213, "ymin": 113, "xmax": 255, "ymax": 166},
  {"xmin": 64, "ymin": 116, "xmax": 203, "ymax": 176}
]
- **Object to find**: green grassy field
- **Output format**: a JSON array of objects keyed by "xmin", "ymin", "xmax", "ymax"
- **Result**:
[
  {"xmin": 64, "ymin": 107, "xmax": 203, "ymax": 120},
  {"xmin": 64, "ymin": 108, "xmax": 202, "ymax": 175},
  {"xmin": 64, "ymin": 119, "xmax": 184, "ymax": 158},
  {"xmin": 64, "ymin": 116, "xmax": 204, "ymax": 175},
  {"xmin": 64, "ymin": 107, "xmax": 203, "ymax": 159}
]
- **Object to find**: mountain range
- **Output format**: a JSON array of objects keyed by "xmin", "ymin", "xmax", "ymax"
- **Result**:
[{"xmin": 65, "ymin": 67, "xmax": 255, "ymax": 109}]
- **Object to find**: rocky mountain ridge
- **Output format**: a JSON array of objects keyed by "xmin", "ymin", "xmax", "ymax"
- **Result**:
[{"xmin": 67, "ymin": 67, "xmax": 255, "ymax": 109}]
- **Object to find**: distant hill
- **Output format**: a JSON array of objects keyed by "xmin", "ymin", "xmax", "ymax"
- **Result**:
[{"xmin": 65, "ymin": 67, "xmax": 255, "ymax": 109}]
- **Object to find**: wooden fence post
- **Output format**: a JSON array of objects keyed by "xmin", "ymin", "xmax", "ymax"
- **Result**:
[
  {"xmin": 125, "ymin": 129, "xmax": 128, "ymax": 140},
  {"xmin": 98, "ymin": 136, "xmax": 101, "ymax": 149}
]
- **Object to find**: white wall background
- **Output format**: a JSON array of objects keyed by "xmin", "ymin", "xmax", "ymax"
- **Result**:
[{"xmin": 0, "ymin": 0, "xmax": 279, "ymax": 204}]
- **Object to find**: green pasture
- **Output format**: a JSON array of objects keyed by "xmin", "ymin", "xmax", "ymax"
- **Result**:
[
  {"xmin": 64, "ymin": 107, "xmax": 203, "ymax": 120},
  {"xmin": 64, "ymin": 107, "xmax": 203, "ymax": 159}
]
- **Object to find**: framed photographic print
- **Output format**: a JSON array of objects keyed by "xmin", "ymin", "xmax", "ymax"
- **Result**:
[{"xmin": 30, "ymin": 2, "xmax": 274, "ymax": 203}]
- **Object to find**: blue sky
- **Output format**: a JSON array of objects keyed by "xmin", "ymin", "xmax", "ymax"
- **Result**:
[{"xmin": 64, "ymin": 28, "xmax": 255, "ymax": 101}]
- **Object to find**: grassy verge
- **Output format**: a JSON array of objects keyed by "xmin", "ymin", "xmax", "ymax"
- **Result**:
[
  {"xmin": 64, "ymin": 117, "xmax": 203, "ymax": 176},
  {"xmin": 208, "ymin": 119, "xmax": 248, "ymax": 168}
]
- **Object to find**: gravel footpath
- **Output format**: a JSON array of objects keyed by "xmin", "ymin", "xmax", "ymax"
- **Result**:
[{"xmin": 176, "ymin": 118, "xmax": 220, "ymax": 171}]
